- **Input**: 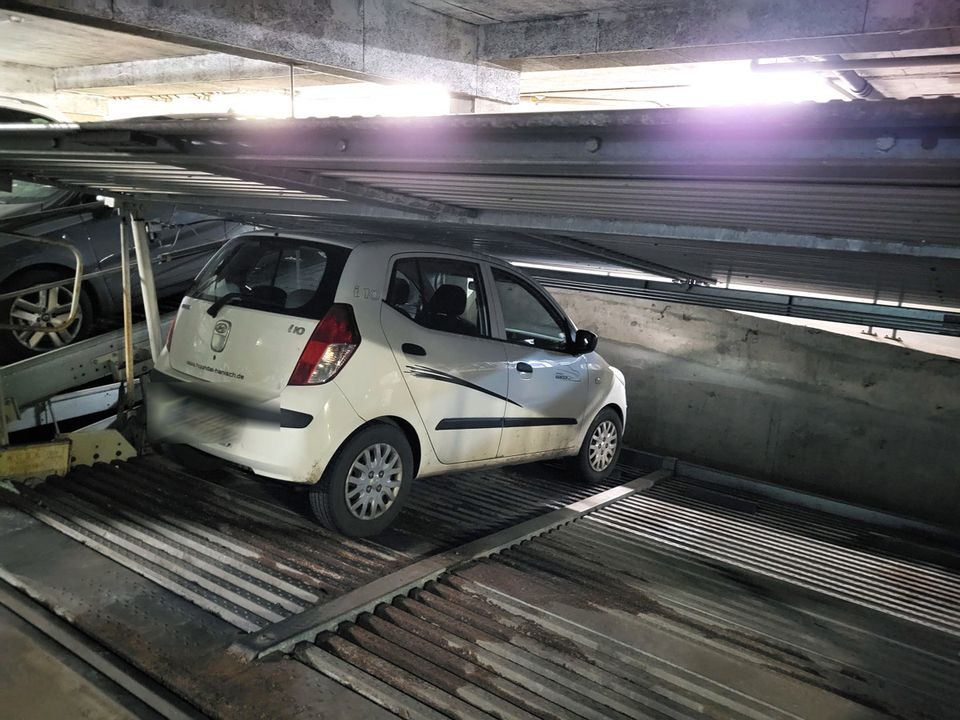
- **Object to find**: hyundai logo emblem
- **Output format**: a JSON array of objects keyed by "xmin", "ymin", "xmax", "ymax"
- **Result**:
[{"xmin": 211, "ymin": 319, "xmax": 232, "ymax": 352}]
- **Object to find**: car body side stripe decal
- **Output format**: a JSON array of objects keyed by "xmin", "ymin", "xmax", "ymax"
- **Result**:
[{"xmin": 405, "ymin": 365, "xmax": 522, "ymax": 407}]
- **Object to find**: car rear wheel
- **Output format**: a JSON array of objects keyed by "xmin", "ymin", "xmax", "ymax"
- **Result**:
[
  {"xmin": 574, "ymin": 407, "xmax": 623, "ymax": 483},
  {"xmin": 310, "ymin": 423, "xmax": 413, "ymax": 537},
  {"xmin": 0, "ymin": 268, "xmax": 93, "ymax": 364}
]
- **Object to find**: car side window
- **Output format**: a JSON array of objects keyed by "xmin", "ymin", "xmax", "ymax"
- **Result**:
[
  {"xmin": 387, "ymin": 257, "xmax": 488, "ymax": 338},
  {"xmin": 491, "ymin": 268, "xmax": 569, "ymax": 352}
]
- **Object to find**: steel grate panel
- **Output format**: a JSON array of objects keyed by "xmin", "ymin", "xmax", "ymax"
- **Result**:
[
  {"xmin": 0, "ymin": 454, "xmax": 630, "ymax": 631},
  {"xmin": 300, "ymin": 479, "xmax": 960, "ymax": 720}
]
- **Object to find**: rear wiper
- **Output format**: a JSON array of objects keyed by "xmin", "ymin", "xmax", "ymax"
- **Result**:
[{"xmin": 207, "ymin": 292, "xmax": 244, "ymax": 317}]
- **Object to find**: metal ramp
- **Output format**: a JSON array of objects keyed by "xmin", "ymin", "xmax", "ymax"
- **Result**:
[
  {"xmin": 0, "ymin": 314, "xmax": 172, "ymax": 435},
  {"xmin": 1, "ymin": 455, "xmax": 958, "ymax": 719},
  {"xmin": 0, "ymin": 454, "xmax": 632, "ymax": 631}
]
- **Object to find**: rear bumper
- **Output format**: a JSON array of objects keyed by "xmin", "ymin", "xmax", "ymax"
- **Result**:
[{"xmin": 147, "ymin": 369, "xmax": 364, "ymax": 484}]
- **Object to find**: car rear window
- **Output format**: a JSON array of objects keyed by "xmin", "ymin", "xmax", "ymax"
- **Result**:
[{"xmin": 188, "ymin": 235, "xmax": 350, "ymax": 319}]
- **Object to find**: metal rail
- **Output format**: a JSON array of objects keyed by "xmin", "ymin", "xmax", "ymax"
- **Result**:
[
  {"xmin": 533, "ymin": 268, "xmax": 960, "ymax": 336},
  {"xmin": 0, "ymin": 313, "xmax": 172, "ymax": 413},
  {"xmin": 234, "ymin": 467, "xmax": 670, "ymax": 659}
]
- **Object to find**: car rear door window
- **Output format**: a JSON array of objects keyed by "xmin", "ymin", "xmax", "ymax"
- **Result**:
[
  {"xmin": 491, "ymin": 268, "xmax": 569, "ymax": 351},
  {"xmin": 190, "ymin": 236, "xmax": 349, "ymax": 319},
  {"xmin": 386, "ymin": 257, "xmax": 488, "ymax": 338}
]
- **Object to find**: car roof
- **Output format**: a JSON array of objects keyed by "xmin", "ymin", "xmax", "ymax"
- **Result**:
[
  {"xmin": 0, "ymin": 96, "xmax": 70, "ymax": 123},
  {"xmin": 233, "ymin": 230, "xmax": 506, "ymax": 268}
]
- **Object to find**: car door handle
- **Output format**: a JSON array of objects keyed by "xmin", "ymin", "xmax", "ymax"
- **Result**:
[
  {"xmin": 402, "ymin": 343, "xmax": 427, "ymax": 356},
  {"xmin": 516, "ymin": 362, "xmax": 533, "ymax": 374}
]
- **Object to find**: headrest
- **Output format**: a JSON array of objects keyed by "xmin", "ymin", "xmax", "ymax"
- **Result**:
[{"xmin": 424, "ymin": 284, "xmax": 467, "ymax": 316}]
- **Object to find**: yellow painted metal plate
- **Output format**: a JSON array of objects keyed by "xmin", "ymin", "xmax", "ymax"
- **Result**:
[
  {"xmin": 0, "ymin": 441, "xmax": 71, "ymax": 481},
  {"xmin": 66, "ymin": 430, "xmax": 136, "ymax": 467}
]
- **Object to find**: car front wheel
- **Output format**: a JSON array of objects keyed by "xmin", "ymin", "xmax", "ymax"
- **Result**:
[
  {"xmin": 575, "ymin": 407, "xmax": 623, "ymax": 483},
  {"xmin": 0, "ymin": 268, "xmax": 93, "ymax": 364},
  {"xmin": 310, "ymin": 423, "xmax": 414, "ymax": 537}
]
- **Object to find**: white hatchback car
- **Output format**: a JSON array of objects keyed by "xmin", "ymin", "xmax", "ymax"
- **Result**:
[{"xmin": 150, "ymin": 232, "xmax": 627, "ymax": 536}]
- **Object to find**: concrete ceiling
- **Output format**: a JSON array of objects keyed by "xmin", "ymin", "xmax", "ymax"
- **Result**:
[
  {"xmin": 517, "ymin": 48, "xmax": 960, "ymax": 109},
  {"xmin": 0, "ymin": 0, "xmax": 958, "ymax": 118},
  {"xmin": 411, "ymin": 0, "xmax": 628, "ymax": 24},
  {"xmin": 0, "ymin": 12, "xmax": 205, "ymax": 67},
  {"xmin": 857, "ymin": 47, "xmax": 960, "ymax": 98}
]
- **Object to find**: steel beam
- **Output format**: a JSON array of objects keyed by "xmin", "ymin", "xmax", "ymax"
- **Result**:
[
  {"xmin": 193, "ymin": 163, "xmax": 473, "ymax": 217},
  {"xmin": 107, "ymin": 192, "xmax": 960, "ymax": 262},
  {"xmin": 521, "ymin": 232, "xmax": 714, "ymax": 284},
  {"xmin": 532, "ymin": 268, "xmax": 960, "ymax": 337}
]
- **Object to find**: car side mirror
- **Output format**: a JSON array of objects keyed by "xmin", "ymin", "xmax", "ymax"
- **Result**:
[{"xmin": 572, "ymin": 329, "xmax": 598, "ymax": 355}]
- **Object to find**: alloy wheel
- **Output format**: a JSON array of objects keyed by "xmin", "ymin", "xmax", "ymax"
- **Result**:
[
  {"xmin": 588, "ymin": 419, "xmax": 618, "ymax": 472},
  {"xmin": 345, "ymin": 443, "xmax": 404, "ymax": 520},
  {"xmin": 10, "ymin": 284, "xmax": 82, "ymax": 351}
]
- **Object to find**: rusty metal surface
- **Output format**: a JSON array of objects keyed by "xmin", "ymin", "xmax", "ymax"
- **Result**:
[
  {"xmin": 233, "ymin": 469, "xmax": 667, "ymax": 659},
  {"xmin": 0, "ymin": 504, "xmax": 397, "ymax": 720},
  {"xmin": 299, "ymin": 479, "xmax": 960, "ymax": 720},
  {"xmin": 629, "ymin": 475, "xmax": 960, "ymax": 636},
  {"xmin": 0, "ymin": 453, "xmax": 636, "ymax": 632},
  {"xmin": 3, "ymin": 448, "xmax": 957, "ymax": 719}
]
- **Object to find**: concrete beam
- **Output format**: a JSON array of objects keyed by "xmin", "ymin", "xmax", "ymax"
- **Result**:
[
  {"xmin": 4, "ymin": 0, "xmax": 518, "ymax": 102},
  {"xmin": 481, "ymin": 0, "xmax": 960, "ymax": 69},
  {"xmin": 0, "ymin": 61, "xmax": 54, "ymax": 94},
  {"xmin": 56, "ymin": 54, "xmax": 293, "ymax": 91}
]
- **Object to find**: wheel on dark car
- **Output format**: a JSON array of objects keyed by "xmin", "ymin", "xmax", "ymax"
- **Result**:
[
  {"xmin": 574, "ymin": 406, "xmax": 623, "ymax": 483},
  {"xmin": 0, "ymin": 268, "xmax": 93, "ymax": 363},
  {"xmin": 310, "ymin": 423, "xmax": 414, "ymax": 537}
]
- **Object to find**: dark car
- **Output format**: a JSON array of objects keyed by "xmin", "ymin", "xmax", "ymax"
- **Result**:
[
  {"xmin": 0, "ymin": 97, "xmax": 250, "ymax": 363},
  {"xmin": 0, "ymin": 178, "xmax": 247, "ymax": 362}
]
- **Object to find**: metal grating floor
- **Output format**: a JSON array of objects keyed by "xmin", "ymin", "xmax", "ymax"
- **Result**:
[
  {"xmin": 299, "ymin": 478, "xmax": 960, "ymax": 720},
  {"xmin": 635, "ymin": 476, "xmax": 960, "ymax": 637},
  {"xmin": 0, "ymin": 454, "xmax": 627, "ymax": 631}
]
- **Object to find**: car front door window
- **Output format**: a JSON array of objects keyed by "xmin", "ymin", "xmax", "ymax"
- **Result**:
[{"xmin": 491, "ymin": 268, "xmax": 568, "ymax": 351}]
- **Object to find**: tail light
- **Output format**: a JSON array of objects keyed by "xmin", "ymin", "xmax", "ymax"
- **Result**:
[
  {"xmin": 288, "ymin": 304, "xmax": 361, "ymax": 386},
  {"xmin": 164, "ymin": 315, "xmax": 177, "ymax": 351}
]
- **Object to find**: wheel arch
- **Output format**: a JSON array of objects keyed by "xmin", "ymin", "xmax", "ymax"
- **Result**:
[
  {"xmin": 0, "ymin": 261, "xmax": 105, "ymax": 316},
  {"xmin": 335, "ymin": 414, "xmax": 423, "ymax": 479},
  {"xmin": 602, "ymin": 402, "xmax": 625, "ymax": 425}
]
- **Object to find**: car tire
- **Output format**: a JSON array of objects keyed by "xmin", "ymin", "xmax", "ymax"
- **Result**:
[
  {"xmin": 0, "ymin": 268, "xmax": 94, "ymax": 364},
  {"xmin": 574, "ymin": 407, "xmax": 623, "ymax": 483},
  {"xmin": 310, "ymin": 423, "xmax": 414, "ymax": 538}
]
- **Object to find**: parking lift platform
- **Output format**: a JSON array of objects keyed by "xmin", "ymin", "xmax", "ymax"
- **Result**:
[{"xmin": 0, "ymin": 455, "xmax": 958, "ymax": 719}]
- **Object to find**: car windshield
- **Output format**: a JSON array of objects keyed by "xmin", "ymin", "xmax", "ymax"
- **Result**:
[
  {"xmin": 0, "ymin": 179, "xmax": 62, "ymax": 206},
  {"xmin": 188, "ymin": 235, "xmax": 350, "ymax": 319}
]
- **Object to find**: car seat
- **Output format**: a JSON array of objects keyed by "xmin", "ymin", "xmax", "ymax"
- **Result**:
[{"xmin": 417, "ymin": 284, "xmax": 477, "ymax": 335}]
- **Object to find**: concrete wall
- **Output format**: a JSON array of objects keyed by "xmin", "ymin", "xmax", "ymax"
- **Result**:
[{"xmin": 552, "ymin": 289, "xmax": 960, "ymax": 529}]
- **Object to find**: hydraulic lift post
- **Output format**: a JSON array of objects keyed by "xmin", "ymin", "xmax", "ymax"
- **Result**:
[
  {"xmin": 129, "ymin": 213, "xmax": 163, "ymax": 361},
  {"xmin": 118, "ymin": 214, "xmax": 136, "ymax": 408}
]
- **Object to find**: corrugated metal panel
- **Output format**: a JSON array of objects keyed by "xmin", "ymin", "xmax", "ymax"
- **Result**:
[
  {"xmin": 322, "ymin": 173, "xmax": 960, "ymax": 245},
  {"xmin": 1, "ymin": 98, "xmax": 959, "ymax": 306},
  {"xmin": 0, "ymin": 455, "xmax": 629, "ymax": 630},
  {"xmin": 299, "ymin": 477, "xmax": 960, "ymax": 720}
]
